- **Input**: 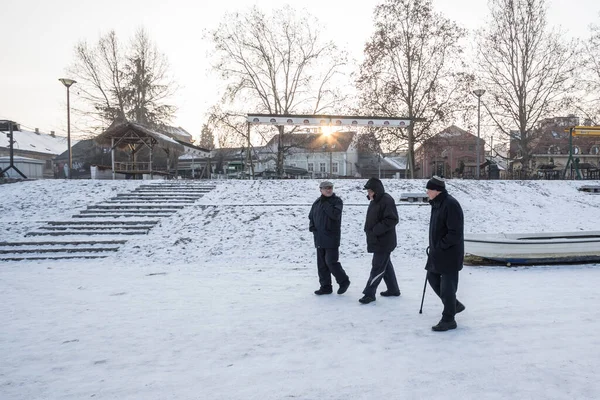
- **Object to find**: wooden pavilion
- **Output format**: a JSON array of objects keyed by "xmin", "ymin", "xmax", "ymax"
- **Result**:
[{"xmin": 95, "ymin": 119, "xmax": 205, "ymax": 179}]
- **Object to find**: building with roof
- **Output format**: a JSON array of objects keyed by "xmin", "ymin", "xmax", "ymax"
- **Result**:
[
  {"xmin": 95, "ymin": 119, "xmax": 208, "ymax": 179},
  {"xmin": 1, "ymin": 122, "xmax": 75, "ymax": 178},
  {"xmin": 509, "ymin": 115, "xmax": 600, "ymax": 179},
  {"xmin": 259, "ymin": 130, "xmax": 359, "ymax": 178},
  {"xmin": 356, "ymin": 153, "xmax": 408, "ymax": 179},
  {"xmin": 414, "ymin": 125, "xmax": 486, "ymax": 179}
]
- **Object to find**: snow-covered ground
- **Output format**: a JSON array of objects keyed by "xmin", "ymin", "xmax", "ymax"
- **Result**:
[{"xmin": 1, "ymin": 178, "xmax": 600, "ymax": 399}]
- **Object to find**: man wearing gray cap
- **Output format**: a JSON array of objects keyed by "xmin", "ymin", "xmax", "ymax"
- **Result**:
[{"xmin": 309, "ymin": 181, "xmax": 350, "ymax": 295}]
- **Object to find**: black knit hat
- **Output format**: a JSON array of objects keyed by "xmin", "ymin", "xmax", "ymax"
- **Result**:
[{"xmin": 426, "ymin": 176, "xmax": 446, "ymax": 191}]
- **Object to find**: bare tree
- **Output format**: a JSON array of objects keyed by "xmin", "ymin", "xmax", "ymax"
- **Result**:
[
  {"xmin": 68, "ymin": 28, "xmax": 177, "ymax": 133},
  {"xmin": 198, "ymin": 123, "xmax": 216, "ymax": 150},
  {"xmin": 207, "ymin": 5, "xmax": 348, "ymax": 176},
  {"xmin": 476, "ymin": 0, "xmax": 577, "ymax": 175},
  {"xmin": 577, "ymin": 14, "xmax": 600, "ymax": 124},
  {"xmin": 357, "ymin": 0, "xmax": 472, "ymax": 178}
]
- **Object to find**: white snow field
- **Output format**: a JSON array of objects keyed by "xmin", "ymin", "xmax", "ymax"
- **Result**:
[{"xmin": 1, "ymin": 178, "xmax": 600, "ymax": 400}]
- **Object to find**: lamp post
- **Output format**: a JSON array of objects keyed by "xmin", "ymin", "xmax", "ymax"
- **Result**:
[
  {"xmin": 473, "ymin": 89, "xmax": 486, "ymax": 179},
  {"xmin": 59, "ymin": 78, "xmax": 77, "ymax": 179}
]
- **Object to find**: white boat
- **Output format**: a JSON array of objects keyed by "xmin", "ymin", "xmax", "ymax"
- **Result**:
[{"xmin": 464, "ymin": 231, "xmax": 600, "ymax": 265}]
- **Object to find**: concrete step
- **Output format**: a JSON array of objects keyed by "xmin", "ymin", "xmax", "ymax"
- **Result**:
[
  {"xmin": 46, "ymin": 221, "xmax": 157, "ymax": 226},
  {"xmin": 37, "ymin": 225, "xmax": 155, "ymax": 231},
  {"xmin": 26, "ymin": 230, "xmax": 149, "ymax": 236},
  {"xmin": 115, "ymin": 194, "xmax": 202, "ymax": 199},
  {"xmin": 0, "ymin": 239, "xmax": 126, "ymax": 262},
  {"xmin": 137, "ymin": 184, "xmax": 215, "ymax": 188},
  {"xmin": 0, "ymin": 240, "xmax": 127, "ymax": 247},
  {"xmin": 131, "ymin": 191, "xmax": 211, "ymax": 195},
  {"xmin": 0, "ymin": 247, "xmax": 119, "ymax": 254},
  {"xmin": 131, "ymin": 187, "xmax": 214, "ymax": 193},
  {"xmin": 0, "ymin": 254, "xmax": 110, "ymax": 261},
  {"xmin": 105, "ymin": 199, "xmax": 197, "ymax": 204},
  {"xmin": 114, "ymin": 194, "xmax": 201, "ymax": 198},
  {"xmin": 72, "ymin": 213, "xmax": 174, "ymax": 218},
  {"xmin": 87, "ymin": 204, "xmax": 184, "ymax": 210},
  {"xmin": 80, "ymin": 209, "xmax": 177, "ymax": 214}
]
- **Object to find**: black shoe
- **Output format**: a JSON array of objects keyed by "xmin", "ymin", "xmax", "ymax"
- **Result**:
[
  {"xmin": 314, "ymin": 287, "xmax": 333, "ymax": 295},
  {"xmin": 358, "ymin": 295, "xmax": 375, "ymax": 304},
  {"xmin": 380, "ymin": 290, "xmax": 401, "ymax": 297},
  {"xmin": 337, "ymin": 280, "xmax": 350, "ymax": 295},
  {"xmin": 456, "ymin": 302, "xmax": 466, "ymax": 314},
  {"xmin": 432, "ymin": 320, "xmax": 457, "ymax": 332}
]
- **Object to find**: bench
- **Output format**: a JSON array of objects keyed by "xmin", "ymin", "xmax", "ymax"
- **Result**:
[
  {"xmin": 399, "ymin": 193, "xmax": 429, "ymax": 204},
  {"xmin": 578, "ymin": 185, "xmax": 600, "ymax": 193}
]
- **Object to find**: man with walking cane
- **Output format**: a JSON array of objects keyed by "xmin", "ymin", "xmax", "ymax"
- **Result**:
[{"xmin": 423, "ymin": 176, "xmax": 466, "ymax": 331}]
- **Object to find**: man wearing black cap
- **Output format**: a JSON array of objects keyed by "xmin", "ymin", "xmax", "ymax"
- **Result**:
[
  {"xmin": 425, "ymin": 176, "xmax": 466, "ymax": 331},
  {"xmin": 359, "ymin": 177, "xmax": 400, "ymax": 304},
  {"xmin": 309, "ymin": 181, "xmax": 350, "ymax": 295}
]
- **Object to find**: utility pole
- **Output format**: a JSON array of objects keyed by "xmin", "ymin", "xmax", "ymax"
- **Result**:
[{"xmin": 473, "ymin": 89, "xmax": 486, "ymax": 180}]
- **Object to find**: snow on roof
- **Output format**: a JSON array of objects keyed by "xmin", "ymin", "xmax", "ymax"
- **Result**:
[
  {"xmin": 385, "ymin": 155, "xmax": 407, "ymax": 169},
  {"xmin": 0, "ymin": 128, "xmax": 75, "ymax": 155},
  {"xmin": 0, "ymin": 155, "xmax": 45, "ymax": 163},
  {"xmin": 160, "ymin": 126, "xmax": 193, "ymax": 143}
]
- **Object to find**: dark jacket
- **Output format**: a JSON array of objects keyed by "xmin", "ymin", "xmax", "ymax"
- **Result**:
[
  {"xmin": 426, "ymin": 191, "xmax": 464, "ymax": 274},
  {"xmin": 308, "ymin": 193, "xmax": 343, "ymax": 249},
  {"xmin": 363, "ymin": 178, "xmax": 398, "ymax": 253}
]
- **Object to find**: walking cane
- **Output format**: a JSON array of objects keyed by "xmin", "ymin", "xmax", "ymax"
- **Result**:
[
  {"xmin": 419, "ymin": 247, "xmax": 429, "ymax": 314},
  {"xmin": 419, "ymin": 274, "xmax": 427, "ymax": 314}
]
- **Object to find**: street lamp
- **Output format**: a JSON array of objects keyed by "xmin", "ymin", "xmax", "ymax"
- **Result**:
[
  {"xmin": 59, "ymin": 78, "xmax": 77, "ymax": 179},
  {"xmin": 473, "ymin": 89, "xmax": 486, "ymax": 179}
]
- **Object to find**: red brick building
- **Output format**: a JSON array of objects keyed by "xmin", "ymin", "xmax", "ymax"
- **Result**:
[{"xmin": 414, "ymin": 125, "xmax": 485, "ymax": 178}]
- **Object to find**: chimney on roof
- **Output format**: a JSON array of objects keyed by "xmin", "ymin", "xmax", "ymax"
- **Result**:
[
  {"xmin": 50, "ymin": 131, "xmax": 55, "ymax": 137},
  {"xmin": 35, "ymin": 128, "xmax": 40, "ymax": 134}
]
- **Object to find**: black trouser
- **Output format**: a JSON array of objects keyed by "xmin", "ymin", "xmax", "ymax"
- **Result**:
[
  {"xmin": 316, "ymin": 248, "xmax": 349, "ymax": 289},
  {"xmin": 362, "ymin": 252, "xmax": 399, "ymax": 298},
  {"xmin": 427, "ymin": 270, "xmax": 462, "ymax": 322}
]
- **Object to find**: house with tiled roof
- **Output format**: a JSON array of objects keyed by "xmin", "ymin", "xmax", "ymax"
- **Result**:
[
  {"xmin": 1, "ymin": 122, "xmax": 76, "ymax": 178},
  {"xmin": 259, "ymin": 131, "xmax": 359, "ymax": 178}
]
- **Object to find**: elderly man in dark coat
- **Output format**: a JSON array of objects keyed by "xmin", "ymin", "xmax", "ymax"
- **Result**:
[
  {"xmin": 359, "ymin": 178, "xmax": 401, "ymax": 304},
  {"xmin": 425, "ymin": 176, "xmax": 466, "ymax": 331},
  {"xmin": 309, "ymin": 181, "xmax": 350, "ymax": 295}
]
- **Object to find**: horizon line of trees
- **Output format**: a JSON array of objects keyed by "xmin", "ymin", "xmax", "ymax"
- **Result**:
[{"xmin": 65, "ymin": 0, "xmax": 600, "ymax": 178}]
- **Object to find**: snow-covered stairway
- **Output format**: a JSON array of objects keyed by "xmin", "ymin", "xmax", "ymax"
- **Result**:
[{"xmin": 0, "ymin": 181, "xmax": 216, "ymax": 261}]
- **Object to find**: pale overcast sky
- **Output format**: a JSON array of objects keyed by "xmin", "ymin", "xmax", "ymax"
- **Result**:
[{"xmin": 0, "ymin": 0, "xmax": 598, "ymax": 140}]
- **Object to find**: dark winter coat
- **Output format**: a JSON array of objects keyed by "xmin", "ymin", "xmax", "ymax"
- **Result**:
[
  {"xmin": 363, "ymin": 178, "xmax": 399, "ymax": 253},
  {"xmin": 426, "ymin": 191, "xmax": 464, "ymax": 274},
  {"xmin": 308, "ymin": 194, "xmax": 343, "ymax": 249}
]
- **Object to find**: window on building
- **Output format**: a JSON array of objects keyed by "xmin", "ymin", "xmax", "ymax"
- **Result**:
[
  {"xmin": 573, "ymin": 146, "xmax": 580, "ymax": 155},
  {"xmin": 307, "ymin": 162, "xmax": 314, "ymax": 172},
  {"xmin": 319, "ymin": 162, "xmax": 326, "ymax": 172},
  {"xmin": 332, "ymin": 162, "xmax": 338, "ymax": 173},
  {"xmin": 469, "ymin": 145, "xmax": 474, "ymax": 151},
  {"xmin": 590, "ymin": 146, "xmax": 599, "ymax": 155},
  {"xmin": 290, "ymin": 163, "xmax": 296, "ymax": 167}
]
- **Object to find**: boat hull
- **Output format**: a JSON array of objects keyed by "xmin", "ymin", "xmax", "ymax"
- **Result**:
[{"xmin": 464, "ymin": 231, "xmax": 600, "ymax": 265}]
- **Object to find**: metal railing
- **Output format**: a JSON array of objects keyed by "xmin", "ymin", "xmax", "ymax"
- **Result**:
[{"xmin": 113, "ymin": 162, "xmax": 151, "ymax": 172}]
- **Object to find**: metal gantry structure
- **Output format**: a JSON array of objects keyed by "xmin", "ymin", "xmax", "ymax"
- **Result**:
[
  {"xmin": 0, "ymin": 120, "xmax": 27, "ymax": 179},
  {"xmin": 245, "ymin": 114, "xmax": 413, "ymax": 179}
]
